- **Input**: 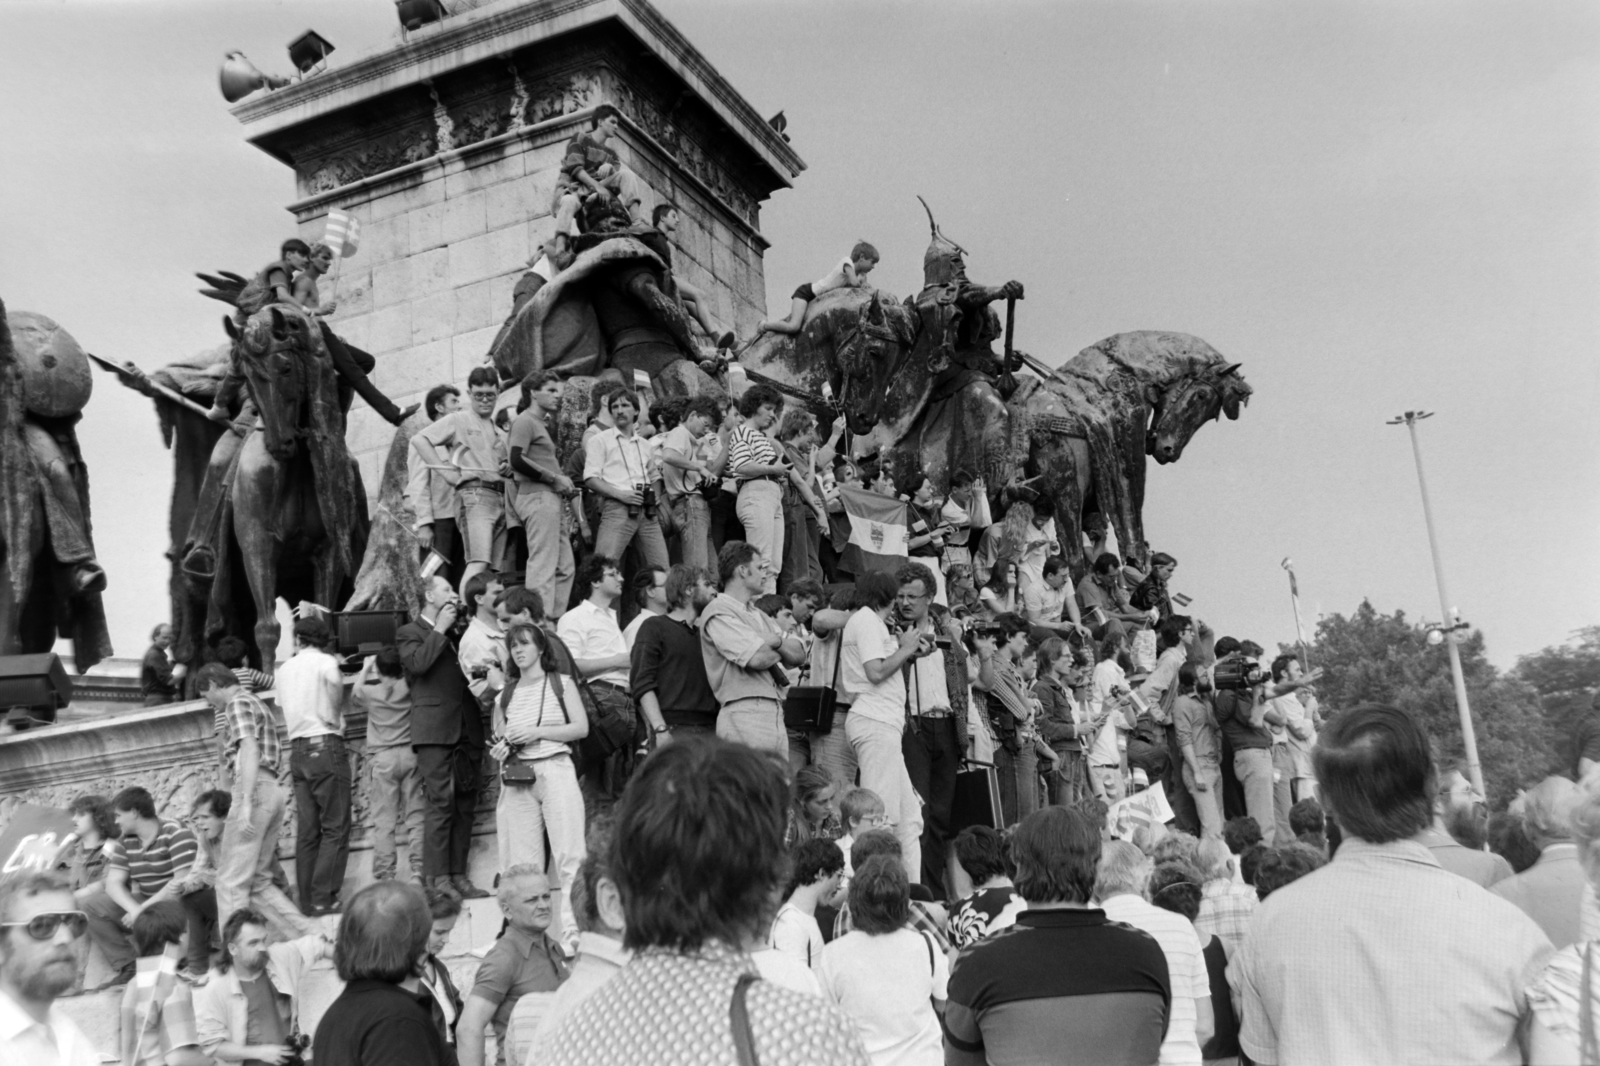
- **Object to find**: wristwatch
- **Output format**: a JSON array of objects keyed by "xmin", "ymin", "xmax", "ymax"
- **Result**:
[{"xmin": 652, "ymin": 724, "xmax": 671, "ymax": 735}]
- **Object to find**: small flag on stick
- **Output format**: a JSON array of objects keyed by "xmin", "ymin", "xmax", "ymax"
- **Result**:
[{"xmin": 324, "ymin": 210, "xmax": 361, "ymax": 258}]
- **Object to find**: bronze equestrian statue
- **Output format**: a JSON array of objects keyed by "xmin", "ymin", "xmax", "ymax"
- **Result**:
[{"xmin": 0, "ymin": 300, "xmax": 113, "ymax": 671}]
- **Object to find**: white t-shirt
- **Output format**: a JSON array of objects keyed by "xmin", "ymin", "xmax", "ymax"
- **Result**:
[
  {"xmin": 1089, "ymin": 659, "xmax": 1130, "ymax": 766},
  {"xmin": 751, "ymin": 948, "xmax": 822, "ymax": 997},
  {"xmin": 769, "ymin": 902, "xmax": 824, "ymax": 970},
  {"xmin": 818, "ymin": 928, "xmax": 948, "ymax": 1066},
  {"xmin": 840, "ymin": 607, "xmax": 905, "ymax": 727},
  {"xmin": 556, "ymin": 599, "xmax": 629, "ymax": 688},
  {"xmin": 1101, "ymin": 894, "xmax": 1209, "ymax": 1065}
]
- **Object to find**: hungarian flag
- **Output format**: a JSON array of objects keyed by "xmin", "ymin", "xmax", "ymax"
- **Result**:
[
  {"xmin": 324, "ymin": 210, "xmax": 360, "ymax": 257},
  {"xmin": 838, "ymin": 485, "xmax": 908, "ymax": 574}
]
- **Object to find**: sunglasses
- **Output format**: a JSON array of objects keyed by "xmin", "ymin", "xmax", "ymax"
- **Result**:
[{"xmin": 2, "ymin": 911, "xmax": 88, "ymax": 941}]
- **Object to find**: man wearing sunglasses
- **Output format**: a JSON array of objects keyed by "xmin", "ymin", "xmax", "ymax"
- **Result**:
[{"xmin": 0, "ymin": 871, "xmax": 98, "ymax": 1065}]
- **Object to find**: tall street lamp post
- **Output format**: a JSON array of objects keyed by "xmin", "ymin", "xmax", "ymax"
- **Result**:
[{"xmin": 1387, "ymin": 410, "xmax": 1484, "ymax": 799}]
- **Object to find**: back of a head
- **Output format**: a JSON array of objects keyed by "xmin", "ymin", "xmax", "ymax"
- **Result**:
[
  {"xmin": 335, "ymin": 880, "xmax": 432, "ymax": 983},
  {"xmin": 611, "ymin": 737, "xmax": 788, "ymax": 953},
  {"xmin": 1223, "ymin": 816, "xmax": 1263, "ymax": 854},
  {"xmin": 953, "ymin": 826, "xmax": 1010, "ymax": 886},
  {"xmin": 1095, "ymin": 840, "xmax": 1151, "ymax": 901},
  {"xmin": 374, "ymin": 644, "xmax": 404, "ymax": 679},
  {"xmin": 849, "ymin": 854, "xmax": 909, "ymax": 935},
  {"xmin": 132, "ymin": 900, "xmax": 188, "ymax": 957},
  {"xmin": 1312, "ymin": 703, "xmax": 1434, "ymax": 843},
  {"xmin": 850, "ymin": 828, "xmax": 902, "ymax": 871},
  {"xmin": 1149, "ymin": 861, "xmax": 1205, "ymax": 922},
  {"xmin": 293, "ymin": 617, "xmax": 329, "ymax": 649},
  {"xmin": 215, "ymin": 635, "xmax": 249, "ymax": 668},
  {"xmin": 1149, "ymin": 831, "xmax": 1199, "ymax": 869},
  {"xmin": 1011, "ymin": 806, "xmax": 1100, "ymax": 905},
  {"xmin": 1521, "ymin": 776, "xmax": 1581, "ymax": 844},
  {"xmin": 1254, "ymin": 843, "xmax": 1328, "ymax": 902},
  {"xmin": 1490, "ymin": 811, "xmax": 1542, "ymax": 874},
  {"xmin": 1288, "ymin": 798, "xmax": 1325, "ymax": 838},
  {"xmin": 1195, "ymin": 836, "xmax": 1234, "ymax": 882},
  {"xmin": 1569, "ymin": 788, "xmax": 1600, "ymax": 874},
  {"xmin": 786, "ymin": 838, "xmax": 845, "ymax": 899},
  {"xmin": 1239, "ymin": 843, "xmax": 1268, "ymax": 886}
]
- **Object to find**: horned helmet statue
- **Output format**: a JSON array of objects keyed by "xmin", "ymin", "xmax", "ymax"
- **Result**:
[{"xmin": 919, "ymin": 196, "xmax": 968, "ymax": 288}]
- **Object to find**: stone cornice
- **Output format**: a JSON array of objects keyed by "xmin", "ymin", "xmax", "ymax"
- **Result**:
[{"xmin": 232, "ymin": 0, "xmax": 803, "ymax": 188}]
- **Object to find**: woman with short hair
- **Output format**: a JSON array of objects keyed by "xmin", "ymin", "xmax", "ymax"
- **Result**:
[{"xmin": 817, "ymin": 855, "xmax": 948, "ymax": 1065}]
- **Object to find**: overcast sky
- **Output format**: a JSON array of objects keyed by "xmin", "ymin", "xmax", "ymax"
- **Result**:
[{"xmin": 0, "ymin": 0, "xmax": 1594, "ymax": 670}]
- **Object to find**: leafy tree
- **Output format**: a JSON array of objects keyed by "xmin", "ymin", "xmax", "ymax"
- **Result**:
[
  {"xmin": 1290, "ymin": 600, "xmax": 1555, "ymax": 808},
  {"xmin": 1511, "ymin": 626, "xmax": 1600, "ymax": 775}
]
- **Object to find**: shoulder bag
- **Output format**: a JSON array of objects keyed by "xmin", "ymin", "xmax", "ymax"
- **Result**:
[{"xmin": 783, "ymin": 630, "xmax": 842, "ymax": 734}]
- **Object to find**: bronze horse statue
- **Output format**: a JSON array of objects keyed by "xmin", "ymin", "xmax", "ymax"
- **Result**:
[
  {"xmin": 214, "ymin": 303, "xmax": 366, "ymax": 670},
  {"xmin": 742, "ymin": 296, "xmax": 1251, "ymax": 574}
]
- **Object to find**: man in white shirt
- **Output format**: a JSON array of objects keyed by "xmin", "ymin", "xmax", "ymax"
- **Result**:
[
  {"xmin": 840, "ymin": 570, "xmax": 925, "ymax": 884},
  {"xmin": 620, "ymin": 567, "xmax": 668, "ymax": 650},
  {"xmin": 583, "ymin": 390, "xmax": 669, "ymax": 570},
  {"xmin": 1096, "ymin": 841, "xmax": 1213, "ymax": 1065},
  {"xmin": 0, "ymin": 871, "xmax": 99, "ymax": 1066},
  {"xmin": 557, "ymin": 555, "xmax": 635, "ymax": 805},
  {"xmin": 1022, "ymin": 555, "xmax": 1087, "ymax": 640},
  {"xmin": 1087, "ymin": 643, "xmax": 1138, "ymax": 804},
  {"xmin": 275, "ymin": 617, "xmax": 349, "ymax": 916}
]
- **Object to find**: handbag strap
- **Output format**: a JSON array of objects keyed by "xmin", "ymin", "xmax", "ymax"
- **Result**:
[
  {"xmin": 546, "ymin": 670, "xmax": 572, "ymax": 724},
  {"xmin": 731, "ymin": 973, "xmax": 761, "ymax": 1066}
]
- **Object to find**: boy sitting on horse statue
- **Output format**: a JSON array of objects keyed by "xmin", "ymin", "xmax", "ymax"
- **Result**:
[{"xmin": 757, "ymin": 240, "xmax": 880, "ymax": 337}]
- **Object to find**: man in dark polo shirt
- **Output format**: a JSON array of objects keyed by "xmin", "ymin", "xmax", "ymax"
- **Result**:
[
  {"xmin": 457, "ymin": 865, "xmax": 568, "ymax": 1066},
  {"xmin": 944, "ymin": 805, "xmax": 1171, "ymax": 1066},
  {"xmin": 314, "ymin": 880, "xmax": 446, "ymax": 1066},
  {"xmin": 1211, "ymin": 637, "xmax": 1288, "ymax": 845},
  {"xmin": 631, "ymin": 564, "xmax": 719, "ymax": 742}
]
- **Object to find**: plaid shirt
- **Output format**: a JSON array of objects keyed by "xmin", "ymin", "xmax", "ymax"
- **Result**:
[
  {"xmin": 1196, "ymin": 878, "xmax": 1258, "ymax": 958},
  {"xmin": 224, "ymin": 691, "xmax": 282, "ymax": 777}
]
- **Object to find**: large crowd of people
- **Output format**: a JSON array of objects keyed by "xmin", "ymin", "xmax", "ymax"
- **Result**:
[{"xmin": 31, "ymin": 113, "xmax": 1600, "ymax": 1066}]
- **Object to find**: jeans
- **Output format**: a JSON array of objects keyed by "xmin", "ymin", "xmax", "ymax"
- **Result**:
[
  {"xmin": 1090, "ymin": 763, "xmax": 1126, "ymax": 804},
  {"xmin": 514, "ymin": 486, "xmax": 574, "ymax": 621},
  {"xmin": 368, "ymin": 745, "xmax": 424, "ymax": 881},
  {"xmin": 735, "ymin": 480, "xmax": 784, "ymax": 593},
  {"xmin": 80, "ymin": 889, "xmax": 135, "ymax": 976},
  {"xmin": 457, "ymin": 485, "xmax": 506, "ymax": 568},
  {"xmin": 180, "ymin": 887, "xmax": 217, "ymax": 974},
  {"xmin": 717, "ymin": 697, "xmax": 787, "ymax": 756},
  {"xmin": 780, "ymin": 497, "xmax": 821, "ymax": 595},
  {"xmin": 593, "ymin": 498, "xmax": 669, "ymax": 569},
  {"xmin": 1234, "ymin": 747, "xmax": 1277, "ymax": 845},
  {"xmin": 903, "ymin": 716, "xmax": 961, "ymax": 893},
  {"xmin": 496, "ymin": 753, "xmax": 586, "ymax": 947},
  {"xmin": 1048, "ymin": 747, "xmax": 1092, "ymax": 807},
  {"xmin": 786, "ymin": 709, "xmax": 858, "ymax": 789},
  {"xmin": 846, "ymin": 713, "xmax": 923, "ymax": 884},
  {"xmin": 416, "ymin": 743, "xmax": 480, "ymax": 879},
  {"xmin": 290, "ymin": 736, "xmax": 352, "ymax": 910},
  {"xmin": 1272, "ymin": 744, "xmax": 1297, "ymax": 844},
  {"xmin": 216, "ymin": 771, "xmax": 317, "ymax": 939},
  {"xmin": 1184, "ymin": 760, "xmax": 1225, "ymax": 838},
  {"xmin": 671, "ymin": 494, "xmax": 714, "ymax": 572}
]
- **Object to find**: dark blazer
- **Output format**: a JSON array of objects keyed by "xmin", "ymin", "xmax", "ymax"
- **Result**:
[{"xmin": 396, "ymin": 618, "xmax": 480, "ymax": 749}]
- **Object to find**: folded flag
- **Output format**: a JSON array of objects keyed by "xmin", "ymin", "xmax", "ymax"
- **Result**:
[
  {"xmin": 324, "ymin": 210, "xmax": 361, "ymax": 257},
  {"xmin": 838, "ymin": 485, "xmax": 908, "ymax": 574}
]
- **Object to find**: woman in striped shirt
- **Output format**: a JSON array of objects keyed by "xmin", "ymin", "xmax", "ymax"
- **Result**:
[
  {"xmin": 490, "ymin": 623, "xmax": 589, "ymax": 947},
  {"xmin": 728, "ymin": 383, "xmax": 793, "ymax": 593}
]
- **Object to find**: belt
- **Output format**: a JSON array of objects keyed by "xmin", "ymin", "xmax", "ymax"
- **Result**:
[
  {"xmin": 292, "ymin": 734, "xmax": 344, "ymax": 748},
  {"xmin": 589, "ymin": 680, "xmax": 630, "ymax": 694},
  {"xmin": 911, "ymin": 708, "xmax": 953, "ymax": 720},
  {"xmin": 459, "ymin": 479, "xmax": 504, "ymax": 493}
]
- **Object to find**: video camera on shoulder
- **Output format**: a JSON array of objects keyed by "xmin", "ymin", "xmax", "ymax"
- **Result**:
[{"xmin": 1212, "ymin": 658, "xmax": 1267, "ymax": 691}]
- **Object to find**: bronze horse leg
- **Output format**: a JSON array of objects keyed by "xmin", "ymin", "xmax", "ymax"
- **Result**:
[{"xmin": 231, "ymin": 432, "xmax": 285, "ymax": 672}]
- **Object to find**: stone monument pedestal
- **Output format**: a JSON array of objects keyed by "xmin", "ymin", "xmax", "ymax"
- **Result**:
[{"xmin": 231, "ymin": 0, "xmax": 802, "ymax": 490}]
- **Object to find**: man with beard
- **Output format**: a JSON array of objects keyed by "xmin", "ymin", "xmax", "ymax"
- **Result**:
[{"xmin": 0, "ymin": 872, "xmax": 97, "ymax": 1064}]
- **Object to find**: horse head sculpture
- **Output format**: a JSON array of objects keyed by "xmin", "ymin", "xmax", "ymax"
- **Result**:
[
  {"xmin": 223, "ymin": 304, "xmax": 320, "ymax": 462},
  {"xmin": 1147, "ymin": 360, "xmax": 1252, "ymax": 464},
  {"xmin": 738, "ymin": 286, "xmax": 917, "ymax": 436}
]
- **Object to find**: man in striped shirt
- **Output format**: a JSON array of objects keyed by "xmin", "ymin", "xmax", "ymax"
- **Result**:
[{"xmin": 82, "ymin": 788, "xmax": 197, "ymax": 985}]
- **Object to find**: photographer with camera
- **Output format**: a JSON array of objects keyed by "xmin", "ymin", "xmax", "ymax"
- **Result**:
[
  {"xmin": 195, "ymin": 908, "xmax": 333, "ymax": 1066},
  {"xmin": 1210, "ymin": 637, "xmax": 1289, "ymax": 845},
  {"xmin": 583, "ymin": 389, "xmax": 670, "ymax": 572},
  {"xmin": 398, "ymin": 574, "xmax": 490, "ymax": 903}
]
